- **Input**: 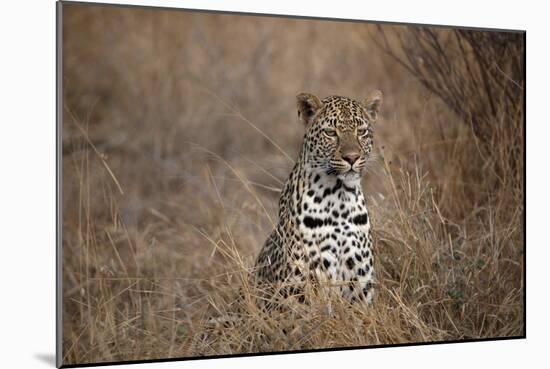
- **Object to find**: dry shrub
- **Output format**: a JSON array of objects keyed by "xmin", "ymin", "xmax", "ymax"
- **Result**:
[
  {"xmin": 374, "ymin": 27, "xmax": 524, "ymax": 188},
  {"xmin": 60, "ymin": 4, "xmax": 524, "ymax": 365}
]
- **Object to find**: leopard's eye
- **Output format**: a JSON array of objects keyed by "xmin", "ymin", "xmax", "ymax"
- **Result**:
[
  {"xmin": 324, "ymin": 129, "xmax": 337, "ymax": 138},
  {"xmin": 357, "ymin": 128, "xmax": 367, "ymax": 136}
]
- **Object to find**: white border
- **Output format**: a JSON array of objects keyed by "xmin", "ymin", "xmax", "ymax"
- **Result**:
[{"xmin": 1, "ymin": 0, "xmax": 547, "ymax": 368}]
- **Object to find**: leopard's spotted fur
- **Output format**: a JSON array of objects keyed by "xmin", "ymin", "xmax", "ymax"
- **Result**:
[{"xmin": 255, "ymin": 92, "xmax": 383, "ymax": 304}]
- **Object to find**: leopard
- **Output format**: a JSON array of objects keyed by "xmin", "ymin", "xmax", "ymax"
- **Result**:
[{"xmin": 255, "ymin": 91, "xmax": 383, "ymax": 305}]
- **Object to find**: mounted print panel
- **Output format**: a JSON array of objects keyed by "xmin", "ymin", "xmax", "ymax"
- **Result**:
[{"xmin": 57, "ymin": 1, "xmax": 525, "ymax": 367}]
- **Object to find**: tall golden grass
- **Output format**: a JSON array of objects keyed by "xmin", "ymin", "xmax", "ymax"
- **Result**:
[{"xmin": 61, "ymin": 4, "xmax": 524, "ymax": 365}]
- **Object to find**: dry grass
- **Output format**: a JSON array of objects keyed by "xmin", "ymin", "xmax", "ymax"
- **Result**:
[{"xmin": 60, "ymin": 4, "xmax": 524, "ymax": 366}]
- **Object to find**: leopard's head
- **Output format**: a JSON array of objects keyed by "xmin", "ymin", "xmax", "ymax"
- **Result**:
[{"xmin": 296, "ymin": 92, "xmax": 382, "ymax": 181}]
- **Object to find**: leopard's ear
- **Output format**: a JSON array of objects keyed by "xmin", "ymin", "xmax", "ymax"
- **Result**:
[
  {"xmin": 296, "ymin": 93, "xmax": 323, "ymax": 126},
  {"xmin": 363, "ymin": 90, "xmax": 383, "ymax": 121}
]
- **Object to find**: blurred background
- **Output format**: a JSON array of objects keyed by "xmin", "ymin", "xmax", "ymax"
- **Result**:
[{"xmin": 61, "ymin": 3, "xmax": 524, "ymax": 365}]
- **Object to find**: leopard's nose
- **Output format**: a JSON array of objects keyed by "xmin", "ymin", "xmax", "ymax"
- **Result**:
[{"xmin": 342, "ymin": 152, "xmax": 360, "ymax": 165}]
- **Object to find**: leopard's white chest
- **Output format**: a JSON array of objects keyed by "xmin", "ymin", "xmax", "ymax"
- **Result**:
[{"xmin": 297, "ymin": 177, "xmax": 374, "ymax": 298}]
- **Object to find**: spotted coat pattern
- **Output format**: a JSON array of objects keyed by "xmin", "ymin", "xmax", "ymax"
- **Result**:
[{"xmin": 255, "ymin": 92, "xmax": 382, "ymax": 304}]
